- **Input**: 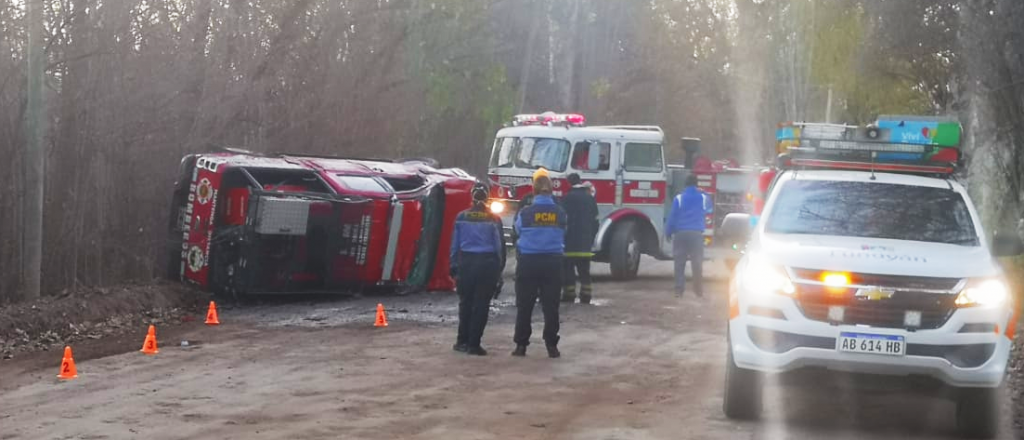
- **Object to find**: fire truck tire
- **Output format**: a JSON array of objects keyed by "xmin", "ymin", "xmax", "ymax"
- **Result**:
[
  {"xmin": 609, "ymin": 221, "xmax": 641, "ymax": 280},
  {"xmin": 398, "ymin": 157, "xmax": 440, "ymax": 168}
]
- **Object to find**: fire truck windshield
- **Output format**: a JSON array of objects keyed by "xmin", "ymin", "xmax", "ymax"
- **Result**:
[
  {"xmin": 766, "ymin": 180, "xmax": 979, "ymax": 246},
  {"xmin": 490, "ymin": 137, "xmax": 570, "ymax": 172}
]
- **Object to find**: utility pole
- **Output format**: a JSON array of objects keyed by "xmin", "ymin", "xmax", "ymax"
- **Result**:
[
  {"xmin": 23, "ymin": 0, "xmax": 45, "ymax": 300},
  {"xmin": 825, "ymin": 86, "xmax": 833, "ymax": 123},
  {"xmin": 517, "ymin": 0, "xmax": 540, "ymax": 113}
]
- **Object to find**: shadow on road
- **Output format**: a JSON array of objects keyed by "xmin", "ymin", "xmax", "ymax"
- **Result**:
[{"xmin": 750, "ymin": 370, "xmax": 1012, "ymax": 439}]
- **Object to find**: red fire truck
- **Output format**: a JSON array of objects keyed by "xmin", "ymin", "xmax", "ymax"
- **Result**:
[
  {"xmin": 485, "ymin": 112, "xmax": 756, "ymax": 279},
  {"xmin": 166, "ymin": 151, "xmax": 476, "ymax": 296}
]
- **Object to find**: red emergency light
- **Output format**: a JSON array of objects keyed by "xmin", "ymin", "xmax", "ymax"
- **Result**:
[
  {"xmin": 564, "ymin": 113, "xmax": 586, "ymax": 125},
  {"xmin": 512, "ymin": 112, "xmax": 586, "ymax": 127}
]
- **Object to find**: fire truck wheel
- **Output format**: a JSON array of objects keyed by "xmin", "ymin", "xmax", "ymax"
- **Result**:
[
  {"xmin": 398, "ymin": 157, "xmax": 440, "ymax": 168},
  {"xmin": 609, "ymin": 221, "xmax": 641, "ymax": 280}
]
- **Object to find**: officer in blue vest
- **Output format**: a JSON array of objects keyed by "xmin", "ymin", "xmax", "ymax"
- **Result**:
[
  {"xmin": 450, "ymin": 184, "xmax": 506, "ymax": 356},
  {"xmin": 512, "ymin": 172, "xmax": 567, "ymax": 358}
]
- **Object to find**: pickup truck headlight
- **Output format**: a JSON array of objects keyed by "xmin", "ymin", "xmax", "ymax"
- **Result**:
[
  {"xmin": 955, "ymin": 279, "xmax": 1009, "ymax": 308},
  {"xmin": 741, "ymin": 255, "xmax": 796, "ymax": 297}
]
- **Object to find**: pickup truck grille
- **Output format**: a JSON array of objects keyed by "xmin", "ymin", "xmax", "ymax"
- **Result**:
[
  {"xmin": 794, "ymin": 281, "xmax": 960, "ymax": 330},
  {"xmin": 790, "ymin": 269, "xmax": 962, "ymax": 291}
]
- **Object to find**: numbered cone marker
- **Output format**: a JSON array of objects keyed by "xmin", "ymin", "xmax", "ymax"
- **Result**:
[
  {"xmin": 140, "ymin": 325, "xmax": 159, "ymax": 355},
  {"xmin": 58, "ymin": 346, "xmax": 78, "ymax": 380}
]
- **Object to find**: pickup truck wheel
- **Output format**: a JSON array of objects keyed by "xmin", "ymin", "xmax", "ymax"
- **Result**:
[
  {"xmin": 723, "ymin": 338, "xmax": 763, "ymax": 420},
  {"xmin": 956, "ymin": 388, "xmax": 999, "ymax": 439},
  {"xmin": 609, "ymin": 222, "xmax": 640, "ymax": 280}
]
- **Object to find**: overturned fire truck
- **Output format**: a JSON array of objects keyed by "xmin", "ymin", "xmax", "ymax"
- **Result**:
[{"xmin": 166, "ymin": 151, "xmax": 476, "ymax": 296}]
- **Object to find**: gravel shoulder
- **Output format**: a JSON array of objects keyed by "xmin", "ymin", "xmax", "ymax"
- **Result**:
[{"xmin": 0, "ymin": 259, "xmax": 1019, "ymax": 439}]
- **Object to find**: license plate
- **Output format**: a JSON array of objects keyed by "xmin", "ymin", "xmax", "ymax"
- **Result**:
[{"xmin": 836, "ymin": 332, "xmax": 905, "ymax": 356}]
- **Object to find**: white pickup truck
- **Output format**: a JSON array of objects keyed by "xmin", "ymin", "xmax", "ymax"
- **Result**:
[{"xmin": 720, "ymin": 118, "xmax": 1021, "ymax": 438}]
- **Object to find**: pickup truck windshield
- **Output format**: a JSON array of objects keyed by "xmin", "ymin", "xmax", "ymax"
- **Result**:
[{"xmin": 766, "ymin": 180, "xmax": 979, "ymax": 246}]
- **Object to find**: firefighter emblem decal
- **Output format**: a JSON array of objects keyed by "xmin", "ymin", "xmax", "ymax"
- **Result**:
[
  {"xmin": 187, "ymin": 246, "xmax": 205, "ymax": 273},
  {"xmin": 196, "ymin": 178, "xmax": 213, "ymax": 205}
]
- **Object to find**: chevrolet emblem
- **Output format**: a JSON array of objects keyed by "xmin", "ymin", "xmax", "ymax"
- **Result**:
[{"xmin": 855, "ymin": 287, "xmax": 895, "ymax": 301}]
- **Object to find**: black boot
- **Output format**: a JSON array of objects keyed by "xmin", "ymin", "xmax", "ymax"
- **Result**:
[
  {"xmin": 453, "ymin": 343, "xmax": 468, "ymax": 353},
  {"xmin": 511, "ymin": 345, "xmax": 527, "ymax": 357},
  {"xmin": 580, "ymin": 284, "xmax": 592, "ymax": 304},
  {"xmin": 561, "ymin": 286, "xmax": 576, "ymax": 303},
  {"xmin": 546, "ymin": 344, "xmax": 560, "ymax": 358},
  {"xmin": 467, "ymin": 346, "xmax": 488, "ymax": 356}
]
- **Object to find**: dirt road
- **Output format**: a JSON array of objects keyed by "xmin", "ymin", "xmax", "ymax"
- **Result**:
[{"xmin": 0, "ymin": 258, "xmax": 1017, "ymax": 439}]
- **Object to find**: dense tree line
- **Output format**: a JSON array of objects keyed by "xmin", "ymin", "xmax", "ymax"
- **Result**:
[{"xmin": 0, "ymin": 0, "xmax": 1021, "ymax": 301}]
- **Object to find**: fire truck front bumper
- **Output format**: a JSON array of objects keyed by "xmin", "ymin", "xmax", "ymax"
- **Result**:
[{"xmin": 487, "ymin": 198, "xmax": 518, "ymax": 245}]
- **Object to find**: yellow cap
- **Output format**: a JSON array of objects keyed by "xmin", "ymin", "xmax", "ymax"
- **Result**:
[{"xmin": 532, "ymin": 168, "xmax": 549, "ymax": 182}]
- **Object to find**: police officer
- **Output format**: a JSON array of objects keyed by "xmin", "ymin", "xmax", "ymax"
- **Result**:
[
  {"xmin": 561, "ymin": 173, "xmax": 599, "ymax": 304},
  {"xmin": 450, "ymin": 184, "xmax": 506, "ymax": 356},
  {"xmin": 512, "ymin": 173, "xmax": 566, "ymax": 358}
]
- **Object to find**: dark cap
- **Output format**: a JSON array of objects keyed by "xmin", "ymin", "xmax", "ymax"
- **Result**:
[
  {"xmin": 472, "ymin": 184, "xmax": 488, "ymax": 202},
  {"xmin": 533, "ymin": 175, "xmax": 554, "ymax": 195},
  {"xmin": 685, "ymin": 174, "xmax": 698, "ymax": 187},
  {"xmin": 567, "ymin": 173, "xmax": 581, "ymax": 185}
]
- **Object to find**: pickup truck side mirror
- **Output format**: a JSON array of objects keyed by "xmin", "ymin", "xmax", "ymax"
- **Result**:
[
  {"xmin": 991, "ymin": 229, "xmax": 1024, "ymax": 257},
  {"xmin": 719, "ymin": 213, "xmax": 752, "ymax": 248}
]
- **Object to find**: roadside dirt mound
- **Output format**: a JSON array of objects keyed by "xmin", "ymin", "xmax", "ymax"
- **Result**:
[{"xmin": 0, "ymin": 281, "xmax": 207, "ymax": 359}]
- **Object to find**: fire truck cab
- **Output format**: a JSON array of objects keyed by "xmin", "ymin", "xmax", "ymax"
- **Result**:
[{"xmin": 486, "ymin": 112, "xmax": 747, "ymax": 279}]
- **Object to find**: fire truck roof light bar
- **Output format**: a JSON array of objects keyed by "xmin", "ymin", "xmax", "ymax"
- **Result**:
[{"xmin": 512, "ymin": 112, "xmax": 586, "ymax": 127}]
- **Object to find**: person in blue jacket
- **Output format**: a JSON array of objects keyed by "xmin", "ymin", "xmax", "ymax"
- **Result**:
[
  {"xmin": 665, "ymin": 174, "xmax": 712, "ymax": 298},
  {"xmin": 512, "ymin": 173, "xmax": 567, "ymax": 358},
  {"xmin": 450, "ymin": 184, "xmax": 506, "ymax": 356}
]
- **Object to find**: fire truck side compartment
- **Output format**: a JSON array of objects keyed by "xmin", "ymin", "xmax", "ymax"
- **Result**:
[{"xmin": 255, "ymin": 197, "xmax": 311, "ymax": 236}]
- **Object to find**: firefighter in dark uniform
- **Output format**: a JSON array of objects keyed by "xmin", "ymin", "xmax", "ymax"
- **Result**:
[
  {"xmin": 450, "ymin": 184, "xmax": 506, "ymax": 356},
  {"xmin": 561, "ymin": 173, "xmax": 599, "ymax": 304},
  {"xmin": 512, "ymin": 173, "xmax": 567, "ymax": 358}
]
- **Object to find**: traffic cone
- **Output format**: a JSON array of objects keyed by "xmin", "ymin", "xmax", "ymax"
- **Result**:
[
  {"xmin": 58, "ymin": 346, "xmax": 78, "ymax": 380},
  {"xmin": 205, "ymin": 301, "xmax": 220, "ymax": 325},
  {"xmin": 373, "ymin": 303, "xmax": 388, "ymax": 327},
  {"xmin": 140, "ymin": 325, "xmax": 159, "ymax": 355}
]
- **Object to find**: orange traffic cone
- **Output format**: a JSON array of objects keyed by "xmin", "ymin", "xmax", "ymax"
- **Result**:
[
  {"xmin": 374, "ymin": 303, "xmax": 388, "ymax": 327},
  {"xmin": 58, "ymin": 346, "xmax": 78, "ymax": 380},
  {"xmin": 205, "ymin": 301, "xmax": 220, "ymax": 325},
  {"xmin": 140, "ymin": 325, "xmax": 159, "ymax": 355}
]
